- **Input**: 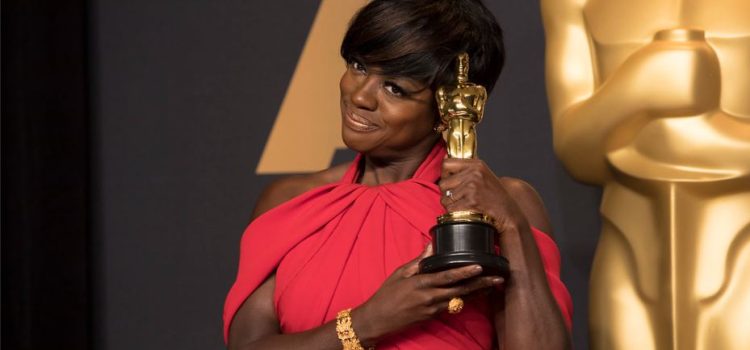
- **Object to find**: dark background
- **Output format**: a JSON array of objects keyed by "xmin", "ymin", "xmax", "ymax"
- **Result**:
[{"xmin": 2, "ymin": 0, "xmax": 601, "ymax": 349}]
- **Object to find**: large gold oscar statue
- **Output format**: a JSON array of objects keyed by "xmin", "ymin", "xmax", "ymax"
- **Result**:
[{"xmin": 541, "ymin": 0, "xmax": 750, "ymax": 349}]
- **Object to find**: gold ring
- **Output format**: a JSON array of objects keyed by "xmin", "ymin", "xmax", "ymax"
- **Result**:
[{"xmin": 448, "ymin": 297, "xmax": 464, "ymax": 314}]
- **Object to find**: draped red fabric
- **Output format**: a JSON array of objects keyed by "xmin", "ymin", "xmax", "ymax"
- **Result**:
[{"xmin": 223, "ymin": 142, "xmax": 573, "ymax": 348}]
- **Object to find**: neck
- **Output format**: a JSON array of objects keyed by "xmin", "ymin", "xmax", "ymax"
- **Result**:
[{"xmin": 358, "ymin": 136, "xmax": 440, "ymax": 186}]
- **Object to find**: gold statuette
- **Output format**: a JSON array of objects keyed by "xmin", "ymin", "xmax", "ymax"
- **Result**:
[
  {"xmin": 435, "ymin": 53, "xmax": 492, "ymax": 225},
  {"xmin": 436, "ymin": 52, "xmax": 487, "ymax": 160},
  {"xmin": 420, "ymin": 53, "xmax": 508, "ymax": 279}
]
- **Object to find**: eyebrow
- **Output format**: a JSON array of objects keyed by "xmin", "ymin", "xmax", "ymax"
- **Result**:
[{"xmin": 360, "ymin": 62, "xmax": 431, "ymax": 96}]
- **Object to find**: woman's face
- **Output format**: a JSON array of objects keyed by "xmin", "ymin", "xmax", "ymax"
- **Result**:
[{"xmin": 340, "ymin": 59, "xmax": 438, "ymax": 159}]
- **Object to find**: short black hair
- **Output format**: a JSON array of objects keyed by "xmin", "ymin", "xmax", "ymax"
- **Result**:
[{"xmin": 341, "ymin": 0, "xmax": 505, "ymax": 93}]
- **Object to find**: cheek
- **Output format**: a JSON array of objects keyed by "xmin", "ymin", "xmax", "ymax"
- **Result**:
[
  {"xmin": 409, "ymin": 102, "xmax": 438, "ymax": 129},
  {"xmin": 339, "ymin": 73, "xmax": 349, "ymax": 96},
  {"xmin": 339, "ymin": 69, "xmax": 361, "ymax": 100},
  {"xmin": 383, "ymin": 104, "xmax": 437, "ymax": 137}
]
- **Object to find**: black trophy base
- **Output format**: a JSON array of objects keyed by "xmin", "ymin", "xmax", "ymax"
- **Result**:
[{"xmin": 419, "ymin": 221, "xmax": 509, "ymax": 278}]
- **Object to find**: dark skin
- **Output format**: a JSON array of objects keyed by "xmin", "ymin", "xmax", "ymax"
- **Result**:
[{"xmin": 228, "ymin": 60, "xmax": 571, "ymax": 350}]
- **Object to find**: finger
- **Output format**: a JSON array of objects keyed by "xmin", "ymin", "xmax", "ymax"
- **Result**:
[
  {"xmin": 439, "ymin": 188, "xmax": 463, "ymax": 209},
  {"xmin": 432, "ymin": 300, "xmax": 450, "ymax": 316},
  {"xmin": 463, "ymin": 287, "xmax": 493, "ymax": 300},
  {"xmin": 422, "ymin": 265, "xmax": 483, "ymax": 287},
  {"xmin": 439, "ymin": 176, "xmax": 472, "ymax": 210},
  {"xmin": 442, "ymin": 158, "xmax": 486, "ymax": 177},
  {"xmin": 420, "ymin": 243, "xmax": 434, "ymax": 259},
  {"xmin": 440, "ymin": 163, "xmax": 486, "ymax": 190},
  {"xmin": 401, "ymin": 243, "xmax": 433, "ymax": 278},
  {"xmin": 436, "ymin": 276, "xmax": 504, "ymax": 300},
  {"xmin": 441, "ymin": 184, "xmax": 478, "ymax": 212},
  {"xmin": 407, "ymin": 243, "xmax": 433, "ymax": 265},
  {"xmin": 437, "ymin": 175, "xmax": 465, "ymax": 195},
  {"xmin": 441, "ymin": 195, "xmax": 474, "ymax": 213},
  {"xmin": 441, "ymin": 186, "xmax": 485, "ymax": 213},
  {"xmin": 441, "ymin": 158, "xmax": 471, "ymax": 175},
  {"xmin": 438, "ymin": 165, "xmax": 481, "ymax": 202},
  {"xmin": 439, "ymin": 184, "xmax": 463, "ymax": 205}
]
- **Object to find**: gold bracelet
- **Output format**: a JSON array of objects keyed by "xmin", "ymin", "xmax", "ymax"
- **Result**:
[{"xmin": 335, "ymin": 308, "xmax": 373, "ymax": 350}]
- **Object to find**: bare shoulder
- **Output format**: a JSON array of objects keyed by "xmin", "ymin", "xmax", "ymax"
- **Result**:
[
  {"xmin": 499, "ymin": 177, "xmax": 554, "ymax": 238},
  {"xmin": 251, "ymin": 162, "xmax": 353, "ymax": 219}
]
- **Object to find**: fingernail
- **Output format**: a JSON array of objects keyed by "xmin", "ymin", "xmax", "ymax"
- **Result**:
[
  {"xmin": 492, "ymin": 277, "xmax": 503, "ymax": 284},
  {"xmin": 472, "ymin": 265, "xmax": 483, "ymax": 272}
]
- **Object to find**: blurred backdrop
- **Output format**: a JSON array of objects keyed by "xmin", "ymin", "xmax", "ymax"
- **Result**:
[{"xmin": 2, "ymin": 0, "xmax": 601, "ymax": 349}]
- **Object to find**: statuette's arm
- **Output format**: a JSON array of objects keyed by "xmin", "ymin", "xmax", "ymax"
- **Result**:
[
  {"xmin": 542, "ymin": 0, "xmax": 722, "ymax": 184},
  {"xmin": 542, "ymin": 0, "xmax": 613, "ymax": 184}
]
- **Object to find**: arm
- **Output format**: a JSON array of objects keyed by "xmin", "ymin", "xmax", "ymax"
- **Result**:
[
  {"xmin": 229, "ymin": 176, "xmax": 344, "ymax": 350},
  {"xmin": 227, "ymin": 175, "xmax": 501, "ymax": 349},
  {"xmin": 228, "ymin": 275, "xmax": 342, "ymax": 350},
  {"xmin": 228, "ymin": 250, "xmax": 501, "ymax": 349},
  {"xmin": 494, "ymin": 178, "xmax": 570, "ymax": 350},
  {"xmin": 440, "ymin": 160, "xmax": 571, "ymax": 349},
  {"xmin": 541, "ymin": 0, "xmax": 604, "ymax": 183}
]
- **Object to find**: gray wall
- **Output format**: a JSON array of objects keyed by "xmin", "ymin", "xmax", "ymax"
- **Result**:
[{"xmin": 89, "ymin": 1, "xmax": 600, "ymax": 349}]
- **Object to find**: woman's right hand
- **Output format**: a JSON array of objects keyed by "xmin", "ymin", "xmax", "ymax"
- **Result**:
[{"xmin": 351, "ymin": 244, "xmax": 503, "ymax": 345}]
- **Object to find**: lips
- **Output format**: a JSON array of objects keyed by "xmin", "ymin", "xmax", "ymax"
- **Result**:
[{"xmin": 344, "ymin": 109, "xmax": 379, "ymax": 132}]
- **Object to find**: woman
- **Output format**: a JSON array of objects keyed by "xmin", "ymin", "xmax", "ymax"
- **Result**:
[{"xmin": 224, "ymin": 0, "xmax": 572, "ymax": 349}]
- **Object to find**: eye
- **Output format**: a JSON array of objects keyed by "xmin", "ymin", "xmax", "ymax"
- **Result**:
[
  {"xmin": 349, "ymin": 60, "xmax": 367, "ymax": 74},
  {"xmin": 384, "ymin": 82, "xmax": 406, "ymax": 97}
]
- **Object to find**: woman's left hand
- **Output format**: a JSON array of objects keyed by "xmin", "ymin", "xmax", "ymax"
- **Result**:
[{"xmin": 438, "ymin": 158, "xmax": 527, "ymax": 233}]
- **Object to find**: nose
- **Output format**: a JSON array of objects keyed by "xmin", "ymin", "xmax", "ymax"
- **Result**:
[{"xmin": 351, "ymin": 76, "xmax": 378, "ymax": 111}]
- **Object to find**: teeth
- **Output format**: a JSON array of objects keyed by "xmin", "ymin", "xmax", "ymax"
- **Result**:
[{"xmin": 348, "ymin": 112, "xmax": 376, "ymax": 128}]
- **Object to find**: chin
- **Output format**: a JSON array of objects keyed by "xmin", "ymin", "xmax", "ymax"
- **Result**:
[{"xmin": 341, "ymin": 127, "xmax": 374, "ymax": 154}]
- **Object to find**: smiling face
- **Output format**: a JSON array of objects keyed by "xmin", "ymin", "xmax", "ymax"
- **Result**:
[{"xmin": 340, "ymin": 59, "xmax": 440, "ymax": 160}]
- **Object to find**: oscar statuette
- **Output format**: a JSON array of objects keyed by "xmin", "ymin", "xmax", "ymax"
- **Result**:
[{"xmin": 419, "ymin": 53, "xmax": 509, "ymax": 278}]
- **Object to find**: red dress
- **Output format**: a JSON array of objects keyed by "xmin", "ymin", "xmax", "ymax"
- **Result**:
[{"xmin": 223, "ymin": 142, "xmax": 572, "ymax": 349}]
